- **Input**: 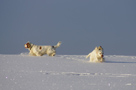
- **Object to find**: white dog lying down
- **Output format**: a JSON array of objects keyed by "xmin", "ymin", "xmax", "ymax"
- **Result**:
[
  {"xmin": 24, "ymin": 41, "xmax": 61, "ymax": 56},
  {"xmin": 86, "ymin": 46, "xmax": 104, "ymax": 62}
]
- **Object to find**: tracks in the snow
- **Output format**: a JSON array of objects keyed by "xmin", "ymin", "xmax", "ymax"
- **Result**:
[{"xmin": 15, "ymin": 70, "xmax": 136, "ymax": 78}]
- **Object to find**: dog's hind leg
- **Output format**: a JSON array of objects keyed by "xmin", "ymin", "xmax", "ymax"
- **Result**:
[
  {"xmin": 100, "ymin": 58, "xmax": 104, "ymax": 62},
  {"xmin": 47, "ymin": 53, "xmax": 55, "ymax": 56},
  {"xmin": 51, "ymin": 53, "xmax": 56, "ymax": 56},
  {"xmin": 29, "ymin": 51, "xmax": 36, "ymax": 56}
]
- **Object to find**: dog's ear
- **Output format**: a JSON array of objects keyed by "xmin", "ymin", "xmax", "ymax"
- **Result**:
[
  {"xmin": 95, "ymin": 47, "xmax": 98, "ymax": 50},
  {"xmin": 24, "ymin": 42, "xmax": 31, "ymax": 48},
  {"xmin": 98, "ymin": 46, "xmax": 103, "ymax": 50},
  {"xmin": 27, "ymin": 43, "xmax": 31, "ymax": 48}
]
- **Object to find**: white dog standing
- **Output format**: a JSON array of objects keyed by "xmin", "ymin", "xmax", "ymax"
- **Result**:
[
  {"xmin": 86, "ymin": 46, "xmax": 104, "ymax": 62},
  {"xmin": 24, "ymin": 41, "xmax": 61, "ymax": 56}
]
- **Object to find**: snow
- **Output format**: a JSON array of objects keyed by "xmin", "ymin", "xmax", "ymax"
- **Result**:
[{"xmin": 0, "ymin": 54, "xmax": 136, "ymax": 90}]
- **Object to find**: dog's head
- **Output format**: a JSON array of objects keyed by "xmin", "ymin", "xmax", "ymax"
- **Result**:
[
  {"xmin": 97, "ymin": 50, "xmax": 104, "ymax": 58},
  {"xmin": 24, "ymin": 42, "xmax": 32, "ymax": 50},
  {"xmin": 95, "ymin": 46, "xmax": 104, "ymax": 58}
]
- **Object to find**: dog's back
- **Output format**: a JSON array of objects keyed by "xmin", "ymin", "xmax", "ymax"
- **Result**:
[{"xmin": 24, "ymin": 41, "xmax": 61, "ymax": 56}]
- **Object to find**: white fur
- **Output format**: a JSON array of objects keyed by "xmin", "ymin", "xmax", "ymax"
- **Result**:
[
  {"xmin": 86, "ymin": 46, "xmax": 104, "ymax": 63},
  {"xmin": 24, "ymin": 41, "xmax": 61, "ymax": 56}
]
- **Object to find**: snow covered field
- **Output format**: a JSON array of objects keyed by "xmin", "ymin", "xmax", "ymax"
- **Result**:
[{"xmin": 0, "ymin": 54, "xmax": 136, "ymax": 90}]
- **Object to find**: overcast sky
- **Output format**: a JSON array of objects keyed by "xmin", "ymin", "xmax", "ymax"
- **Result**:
[{"xmin": 0, "ymin": 0, "xmax": 136, "ymax": 55}]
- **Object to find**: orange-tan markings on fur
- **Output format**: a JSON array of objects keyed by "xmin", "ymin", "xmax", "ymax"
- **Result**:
[
  {"xmin": 98, "ymin": 46, "xmax": 104, "ymax": 57},
  {"xmin": 98, "ymin": 46, "xmax": 102, "ymax": 50},
  {"xmin": 26, "ymin": 43, "xmax": 31, "ymax": 48},
  {"xmin": 39, "ymin": 46, "xmax": 42, "ymax": 49},
  {"xmin": 95, "ymin": 46, "xmax": 103, "ymax": 56}
]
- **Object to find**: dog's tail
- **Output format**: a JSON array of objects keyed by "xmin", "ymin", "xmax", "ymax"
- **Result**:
[{"xmin": 54, "ymin": 41, "xmax": 61, "ymax": 49}]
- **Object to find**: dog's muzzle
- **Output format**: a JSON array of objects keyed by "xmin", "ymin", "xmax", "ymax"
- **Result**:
[{"xmin": 24, "ymin": 44, "xmax": 27, "ymax": 48}]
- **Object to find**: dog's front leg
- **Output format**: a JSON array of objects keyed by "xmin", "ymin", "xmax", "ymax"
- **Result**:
[
  {"xmin": 93, "ymin": 55, "xmax": 99, "ymax": 62},
  {"xmin": 35, "ymin": 52, "xmax": 42, "ymax": 56},
  {"xmin": 100, "ymin": 58, "xmax": 104, "ymax": 62},
  {"xmin": 89, "ymin": 56, "xmax": 94, "ymax": 62},
  {"xmin": 29, "ymin": 51, "xmax": 36, "ymax": 56}
]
